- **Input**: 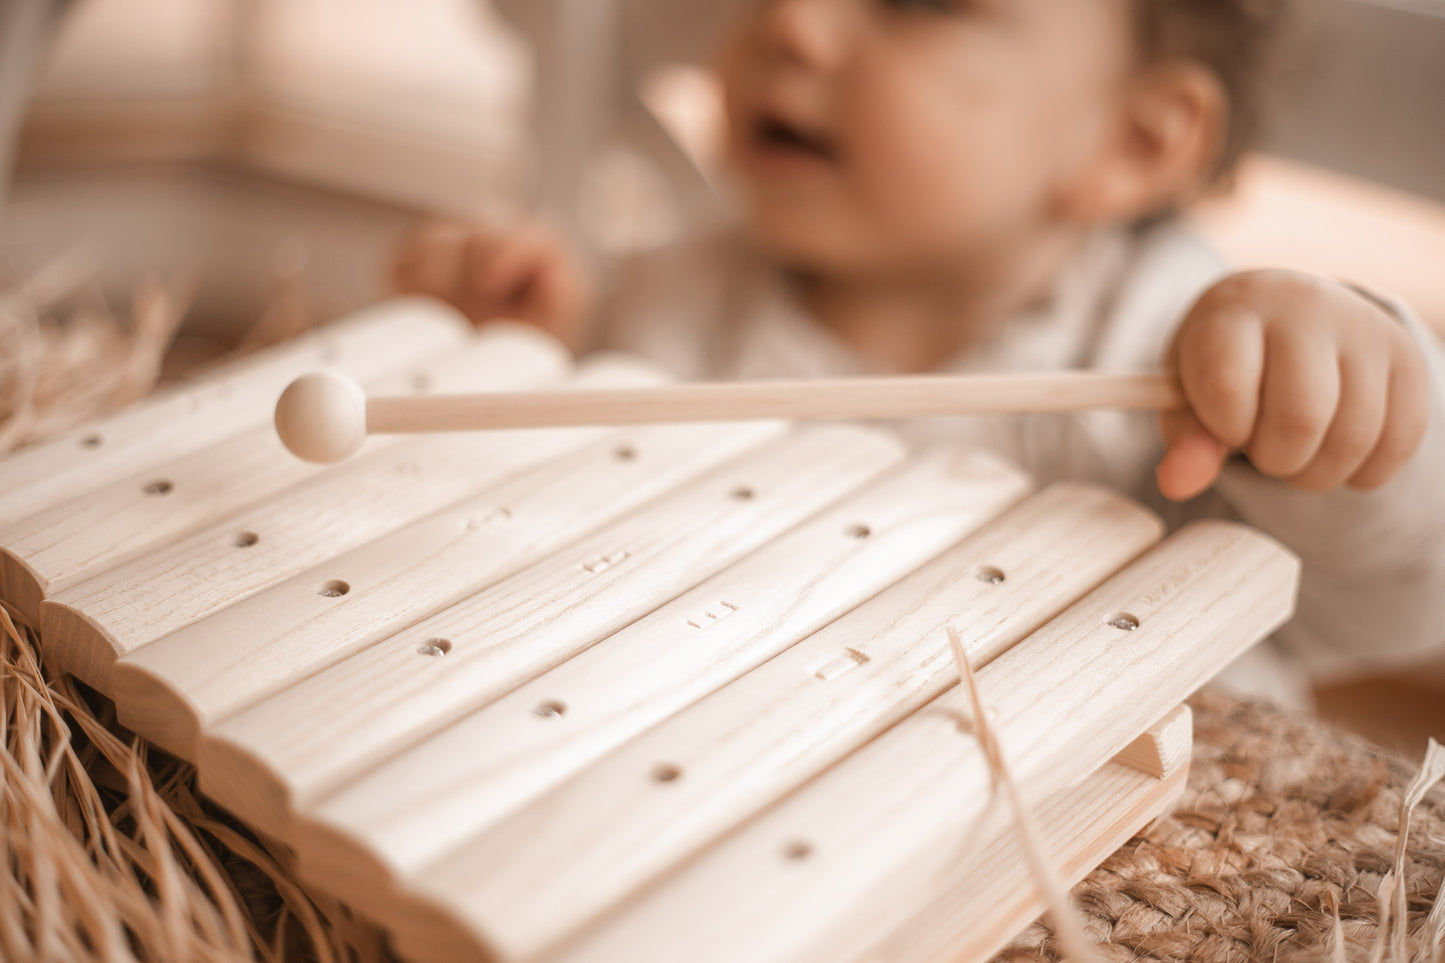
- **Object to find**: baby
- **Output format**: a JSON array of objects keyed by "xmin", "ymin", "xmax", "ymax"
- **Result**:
[{"xmin": 396, "ymin": 0, "xmax": 1445, "ymax": 704}]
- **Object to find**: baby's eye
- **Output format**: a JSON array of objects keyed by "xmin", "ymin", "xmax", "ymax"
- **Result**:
[{"xmin": 877, "ymin": 0, "xmax": 974, "ymax": 13}]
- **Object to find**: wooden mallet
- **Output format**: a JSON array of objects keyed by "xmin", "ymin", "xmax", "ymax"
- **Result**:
[{"xmin": 274, "ymin": 369, "xmax": 1185, "ymax": 463}]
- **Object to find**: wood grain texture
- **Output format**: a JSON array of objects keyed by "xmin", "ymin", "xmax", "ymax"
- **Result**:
[
  {"xmin": 40, "ymin": 340, "xmax": 662, "ymax": 691},
  {"xmin": 0, "ymin": 323, "xmax": 567, "ymax": 628},
  {"xmin": 294, "ymin": 447, "xmax": 1032, "ymax": 914},
  {"xmin": 391, "ymin": 484, "xmax": 1165, "ymax": 962},
  {"xmin": 198, "ymin": 425, "xmax": 906, "ymax": 838},
  {"xmin": 112, "ymin": 415, "xmax": 787, "ymax": 756},
  {"xmin": 509, "ymin": 522, "xmax": 1298, "ymax": 963},
  {"xmin": 1113, "ymin": 702, "xmax": 1194, "ymax": 780},
  {"xmin": 360, "ymin": 371, "xmax": 1184, "ymax": 431},
  {"xmin": 0, "ymin": 299, "xmax": 465, "ymax": 530}
]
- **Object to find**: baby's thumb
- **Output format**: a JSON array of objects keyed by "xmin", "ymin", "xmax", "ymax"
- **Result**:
[
  {"xmin": 1156, "ymin": 408, "xmax": 1229, "ymax": 502},
  {"xmin": 472, "ymin": 233, "xmax": 546, "ymax": 303}
]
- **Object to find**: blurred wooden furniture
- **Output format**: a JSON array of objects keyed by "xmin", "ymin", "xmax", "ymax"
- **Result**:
[
  {"xmin": 1193, "ymin": 154, "xmax": 1445, "ymax": 334},
  {"xmin": 10, "ymin": 1, "xmax": 1445, "ymax": 346}
]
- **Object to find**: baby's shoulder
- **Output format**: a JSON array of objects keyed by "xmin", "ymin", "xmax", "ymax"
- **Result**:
[
  {"xmin": 1112, "ymin": 220, "xmax": 1230, "ymax": 314},
  {"xmin": 1084, "ymin": 221, "xmax": 1232, "ymax": 367}
]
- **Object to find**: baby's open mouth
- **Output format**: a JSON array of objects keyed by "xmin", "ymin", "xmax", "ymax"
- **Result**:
[{"xmin": 754, "ymin": 116, "xmax": 837, "ymax": 161}]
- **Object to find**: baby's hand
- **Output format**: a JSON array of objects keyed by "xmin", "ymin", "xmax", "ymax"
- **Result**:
[
  {"xmin": 391, "ymin": 219, "xmax": 591, "ymax": 351},
  {"xmin": 1157, "ymin": 270, "xmax": 1429, "ymax": 501}
]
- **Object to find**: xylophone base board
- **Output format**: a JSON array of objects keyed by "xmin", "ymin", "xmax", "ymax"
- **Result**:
[{"xmin": 862, "ymin": 705, "xmax": 1192, "ymax": 963}]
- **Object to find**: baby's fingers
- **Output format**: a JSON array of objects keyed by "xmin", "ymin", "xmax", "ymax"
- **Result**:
[
  {"xmin": 1348, "ymin": 346, "xmax": 1430, "ymax": 489},
  {"xmin": 1172, "ymin": 306, "xmax": 1264, "ymax": 450},
  {"xmin": 469, "ymin": 230, "xmax": 550, "ymax": 302},
  {"xmin": 393, "ymin": 220, "xmax": 469, "ymax": 299},
  {"xmin": 1156, "ymin": 408, "xmax": 1230, "ymax": 502},
  {"xmin": 1286, "ymin": 353, "xmax": 1386, "ymax": 491},
  {"xmin": 463, "ymin": 228, "xmax": 590, "ymax": 348},
  {"xmin": 1246, "ymin": 327, "xmax": 1340, "ymax": 478}
]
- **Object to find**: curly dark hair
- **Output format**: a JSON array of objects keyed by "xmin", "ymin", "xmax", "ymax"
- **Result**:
[{"xmin": 1133, "ymin": 0, "xmax": 1287, "ymax": 184}]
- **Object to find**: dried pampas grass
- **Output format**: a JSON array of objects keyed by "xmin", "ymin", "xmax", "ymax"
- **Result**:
[
  {"xmin": 0, "ymin": 606, "xmax": 394, "ymax": 962},
  {"xmin": 0, "ymin": 252, "xmax": 185, "ymax": 455}
]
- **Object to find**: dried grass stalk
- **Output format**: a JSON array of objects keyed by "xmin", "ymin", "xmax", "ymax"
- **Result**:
[
  {"xmin": 0, "ymin": 605, "xmax": 396, "ymax": 962},
  {"xmin": 0, "ymin": 253, "xmax": 189, "ymax": 455},
  {"xmin": 946, "ymin": 627, "xmax": 1107, "ymax": 963},
  {"xmin": 1400, "ymin": 741, "xmax": 1445, "ymax": 963}
]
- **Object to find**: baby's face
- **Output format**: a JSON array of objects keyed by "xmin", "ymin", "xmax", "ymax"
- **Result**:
[{"xmin": 717, "ymin": 0, "xmax": 1138, "ymax": 279}]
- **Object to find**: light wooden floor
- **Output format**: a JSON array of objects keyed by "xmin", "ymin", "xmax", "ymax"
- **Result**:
[{"xmin": 1314, "ymin": 675, "xmax": 1445, "ymax": 762}]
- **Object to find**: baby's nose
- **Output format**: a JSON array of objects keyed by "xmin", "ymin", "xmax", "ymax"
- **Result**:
[{"xmin": 755, "ymin": 0, "xmax": 853, "ymax": 72}]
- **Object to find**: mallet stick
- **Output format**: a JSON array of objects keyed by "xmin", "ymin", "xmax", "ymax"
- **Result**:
[{"xmin": 275, "ymin": 370, "xmax": 1183, "ymax": 463}]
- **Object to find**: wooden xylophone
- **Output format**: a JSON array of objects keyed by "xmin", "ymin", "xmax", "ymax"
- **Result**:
[{"xmin": 0, "ymin": 299, "xmax": 1300, "ymax": 963}]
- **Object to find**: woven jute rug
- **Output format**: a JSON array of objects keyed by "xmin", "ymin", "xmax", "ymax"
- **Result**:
[{"xmin": 998, "ymin": 689, "xmax": 1445, "ymax": 963}]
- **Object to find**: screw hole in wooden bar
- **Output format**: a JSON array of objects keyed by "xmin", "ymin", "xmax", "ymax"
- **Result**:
[
  {"xmin": 730, "ymin": 486, "xmax": 755, "ymax": 501},
  {"xmin": 975, "ymin": 566, "xmax": 1006, "ymax": 585},
  {"xmin": 1108, "ymin": 613, "xmax": 1140, "ymax": 631},
  {"xmin": 317, "ymin": 580, "xmax": 351, "ymax": 598},
  {"xmin": 845, "ymin": 524, "xmax": 871, "ymax": 540},
  {"xmin": 417, "ymin": 637, "xmax": 452, "ymax": 657},
  {"xmin": 143, "ymin": 480, "xmax": 174, "ymax": 496},
  {"xmin": 813, "ymin": 648, "xmax": 869, "ymax": 682},
  {"xmin": 233, "ymin": 532, "xmax": 260, "ymax": 548},
  {"xmin": 80, "ymin": 433, "xmax": 103, "ymax": 449},
  {"xmin": 410, "ymin": 372, "xmax": 434, "ymax": 393},
  {"xmin": 652, "ymin": 763, "xmax": 683, "ymax": 784},
  {"xmin": 466, "ymin": 508, "xmax": 512, "ymax": 531},
  {"xmin": 533, "ymin": 700, "xmax": 567, "ymax": 719},
  {"xmin": 614, "ymin": 444, "xmax": 637, "ymax": 462},
  {"xmin": 782, "ymin": 841, "xmax": 813, "ymax": 861},
  {"xmin": 581, "ymin": 551, "xmax": 631, "ymax": 575}
]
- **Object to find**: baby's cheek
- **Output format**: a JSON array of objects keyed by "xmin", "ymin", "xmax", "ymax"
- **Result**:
[
  {"xmin": 835, "ymin": 61, "xmax": 1043, "ymax": 254},
  {"xmin": 854, "ymin": 134, "xmax": 1045, "ymax": 257},
  {"xmin": 919, "ymin": 95, "xmax": 1064, "ymax": 223}
]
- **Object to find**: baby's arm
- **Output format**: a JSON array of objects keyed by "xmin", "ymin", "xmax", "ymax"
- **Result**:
[
  {"xmin": 1160, "ymin": 270, "xmax": 1445, "ymax": 679},
  {"xmin": 391, "ymin": 219, "xmax": 594, "ymax": 352}
]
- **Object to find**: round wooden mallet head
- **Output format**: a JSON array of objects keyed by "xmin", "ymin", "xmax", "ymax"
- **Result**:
[{"xmin": 275, "ymin": 372, "xmax": 368, "ymax": 463}]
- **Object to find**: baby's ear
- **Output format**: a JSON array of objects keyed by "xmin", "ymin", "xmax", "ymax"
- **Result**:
[{"xmin": 1057, "ymin": 61, "xmax": 1227, "ymax": 224}]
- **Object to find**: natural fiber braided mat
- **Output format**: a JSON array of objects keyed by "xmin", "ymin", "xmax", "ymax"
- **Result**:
[{"xmin": 997, "ymin": 689, "xmax": 1445, "ymax": 963}]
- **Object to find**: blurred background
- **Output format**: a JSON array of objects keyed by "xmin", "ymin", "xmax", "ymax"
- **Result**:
[
  {"xmin": 0, "ymin": 0, "xmax": 1443, "ymax": 747},
  {"xmin": 4, "ymin": 0, "xmax": 1444, "ymax": 349}
]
